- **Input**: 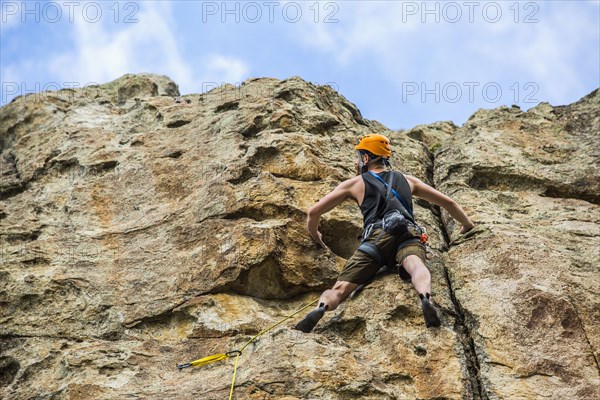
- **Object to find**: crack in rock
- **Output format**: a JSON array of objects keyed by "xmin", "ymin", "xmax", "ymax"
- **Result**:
[{"xmin": 431, "ymin": 150, "xmax": 490, "ymax": 400}]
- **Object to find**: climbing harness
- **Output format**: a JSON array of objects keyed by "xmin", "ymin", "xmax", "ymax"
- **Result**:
[
  {"xmin": 358, "ymin": 170, "xmax": 424, "ymax": 265},
  {"xmin": 351, "ymin": 169, "xmax": 434, "ymax": 298},
  {"xmin": 177, "ymin": 298, "xmax": 319, "ymax": 399}
]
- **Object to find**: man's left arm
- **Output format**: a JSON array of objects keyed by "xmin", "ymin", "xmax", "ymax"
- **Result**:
[
  {"xmin": 307, "ymin": 179, "xmax": 354, "ymax": 249},
  {"xmin": 407, "ymin": 175, "xmax": 474, "ymax": 233}
]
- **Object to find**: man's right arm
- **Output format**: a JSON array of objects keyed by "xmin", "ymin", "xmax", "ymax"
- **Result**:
[
  {"xmin": 407, "ymin": 176, "xmax": 475, "ymax": 233},
  {"xmin": 306, "ymin": 178, "xmax": 357, "ymax": 248}
]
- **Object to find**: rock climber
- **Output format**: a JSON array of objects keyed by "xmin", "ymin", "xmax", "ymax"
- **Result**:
[{"xmin": 294, "ymin": 134, "xmax": 475, "ymax": 332}]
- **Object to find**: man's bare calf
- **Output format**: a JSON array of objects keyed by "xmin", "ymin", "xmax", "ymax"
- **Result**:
[
  {"xmin": 318, "ymin": 281, "xmax": 358, "ymax": 311},
  {"xmin": 294, "ymin": 281, "xmax": 358, "ymax": 333}
]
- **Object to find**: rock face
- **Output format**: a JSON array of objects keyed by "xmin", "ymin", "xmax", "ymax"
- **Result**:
[
  {"xmin": 432, "ymin": 93, "xmax": 600, "ymax": 400},
  {"xmin": 0, "ymin": 74, "xmax": 598, "ymax": 400}
]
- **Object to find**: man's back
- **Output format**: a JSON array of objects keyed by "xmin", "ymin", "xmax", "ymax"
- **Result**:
[
  {"xmin": 342, "ymin": 172, "xmax": 416, "ymax": 206},
  {"xmin": 343, "ymin": 171, "xmax": 454, "ymax": 213},
  {"xmin": 358, "ymin": 171, "xmax": 414, "ymax": 229}
]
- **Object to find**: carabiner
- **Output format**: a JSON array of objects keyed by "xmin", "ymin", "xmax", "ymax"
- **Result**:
[{"xmin": 177, "ymin": 362, "xmax": 192, "ymax": 370}]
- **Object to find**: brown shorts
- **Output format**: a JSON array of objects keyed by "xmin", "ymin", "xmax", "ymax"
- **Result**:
[{"xmin": 338, "ymin": 227, "xmax": 428, "ymax": 285}]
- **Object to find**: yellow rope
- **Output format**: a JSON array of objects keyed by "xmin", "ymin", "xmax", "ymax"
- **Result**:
[
  {"xmin": 189, "ymin": 353, "xmax": 229, "ymax": 367},
  {"xmin": 229, "ymin": 353, "xmax": 241, "ymax": 400},
  {"xmin": 177, "ymin": 298, "xmax": 320, "ymax": 399},
  {"xmin": 228, "ymin": 298, "xmax": 318, "ymax": 399},
  {"xmin": 239, "ymin": 298, "xmax": 318, "ymax": 353}
]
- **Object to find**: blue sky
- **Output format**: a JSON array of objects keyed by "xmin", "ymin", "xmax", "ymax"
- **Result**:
[{"xmin": 1, "ymin": 1, "xmax": 599, "ymax": 129}]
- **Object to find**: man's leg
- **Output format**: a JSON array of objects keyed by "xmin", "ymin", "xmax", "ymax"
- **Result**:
[
  {"xmin": 402, "ymin": 255, "xmax": 431, "ymax": 296},
  {"xmin": 294, "ymin": 281, "xmax": 358, "ymax": 333},
  {"xmin": 318, "ymin": 280, "xmax": 359, "ymax": 311},
  {"xmin": 400, "ymin": 252, "xmax": 441, "ymax": 328},
  {"xmin": 295, "ymin": 237, "xmax": 380, "ymax": 333}
]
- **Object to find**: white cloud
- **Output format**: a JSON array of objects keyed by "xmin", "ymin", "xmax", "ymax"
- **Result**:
[
  {"xmin": 0, "ymin": 1, "xmax": 22, "ymax": 34},
  {"xmin": 472, "ymin": 3, "xmax": 598, "ymax": 104},
  {"xmin": 2, "ymin": 0, "xmax": 596, "ymax": 126},
  {"xmin": 2, "ymin": 2, "xmax": 251, "ymax": 100},
  {"xmin": 202, "ymin": 54, "xmax": 249, "ymax": 85},
  {"xmin": 295, "ymin": 1, "xmax": 421, "ymax": 65},
  {"xmin": 292, "ymin": 1, "xmax": 598, "ymax": 104},
  {"xmin": 47, "ymin": 2, "xmax": 194, "ymax": 88}
]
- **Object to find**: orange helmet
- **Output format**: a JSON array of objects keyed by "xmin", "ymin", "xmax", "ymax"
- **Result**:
[{"xmin": 355, "ymin": 134, "xmax": 392, "ymax": 158}]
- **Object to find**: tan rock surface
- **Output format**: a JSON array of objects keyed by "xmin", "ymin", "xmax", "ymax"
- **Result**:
[
  {"xmin": 0, "ymin": 74, "xmax": 598, "ymax": 399},
  {"xmin": 433, "ymin": 92, "xmax": 600, "ymax": 400}
]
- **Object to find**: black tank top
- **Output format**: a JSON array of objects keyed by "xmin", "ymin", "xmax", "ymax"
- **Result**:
[{"xmin": 359, "ymin": 170, "xmax": 414, "ymax": 229}]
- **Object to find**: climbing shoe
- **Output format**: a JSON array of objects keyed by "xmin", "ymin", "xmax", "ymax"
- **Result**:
[
  {"xmin": 420, "ymin": 293, "xmax": 441, "ymax": 328},
  {"xmin": 294, "ymin": 303, "xmax": 328, "ymax": 333}
]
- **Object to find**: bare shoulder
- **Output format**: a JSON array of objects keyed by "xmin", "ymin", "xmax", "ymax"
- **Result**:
[
  {"xmin": 402, "ymin": 175, "xmax": 454, "ymax": 207},
  {"xmin": 340, "ymin": 174, "xmax": 365, "ymax": 203},
  {"xmin": 403, "ymin": 174, "xmax": 420, "ymax": 194},
  {"xmin": 342, "ymin": 175, "xmax": 363, "ymax": 186},
  {"xmin": 340, "ymin": 175, "xmax": 363, "ymax": 191}
]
